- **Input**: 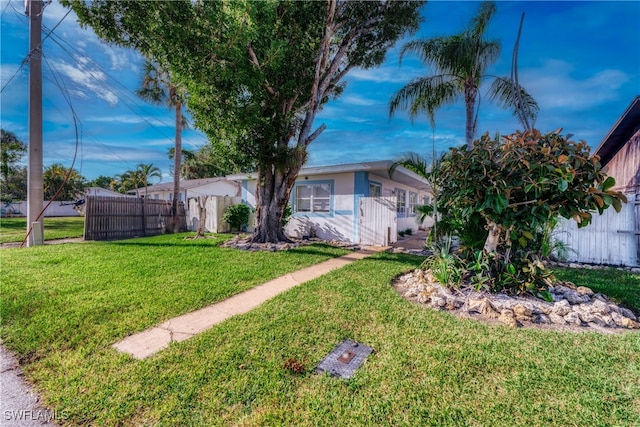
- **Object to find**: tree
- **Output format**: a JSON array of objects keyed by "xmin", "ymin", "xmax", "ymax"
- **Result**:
[
  {"xmin": 64, "ymin": 0, "xmax": 424, "ymax": 243},
  {"xmin": 434, "ymin": 129, "xmax": 627, "ymax": 293},
  {"xmin": 389, "ymin": 1, "xmax": 538, "ymax": 148},
  {"xmin": 132, "ymin": 163, "xmax": 162, "ymax": 197},
  {"xmin": 137, "ymin": 60, "xmax": 186, "ymax": 232},
  {"xmin": 43, "ymin": 163, "xmax": 86, "ymax": 200},
  {"xmin": 1, "ymin": 129, "xmax": 28, "ymax": 202},
  {"xmin": 86, "ymin": 175, "xmax": 117, "ymax": 189},
  {"xmin": 168, "ymin": 145, "xmax": 252, "ymax": 180}
]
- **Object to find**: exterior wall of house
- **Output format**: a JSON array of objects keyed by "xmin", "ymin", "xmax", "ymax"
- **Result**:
[
  {"xmin": 241, "ymin": 170, "xmax": 433, "ymax": 244},
  {"xmin": 145, "ymin": 181, "xmax": 240, "ymax": 201},
  {"xmin": 368, "ymin": 171, "xmax": 434, "ymax": 233},
  {"xmin": 603, "ymin": 129, "xmax": 640, "ymax": 194}
]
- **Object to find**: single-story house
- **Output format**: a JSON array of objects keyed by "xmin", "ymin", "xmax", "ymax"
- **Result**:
[
  {"xmin": 555, "ymin": 96, "xmax": 639, "ymax": 266},
  {"xmin": 86, "ymin": 187, "xmax": 135, "ymax": 198},
  {"xmin": 227, "ymin": 160, "xmax": 434, "ymax": 246},
  {"xmin": 130, "ymin": 177, "xmax": 241, "ymax": 201}
]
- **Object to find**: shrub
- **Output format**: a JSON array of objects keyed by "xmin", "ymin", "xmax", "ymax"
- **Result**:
[
  {"xmin": 223, "ymin": 204, "xmax": 251, "ymax": 231},
  {"xmin": 431, "ymin": 129, "xmax": 626, "ymax": 294}
]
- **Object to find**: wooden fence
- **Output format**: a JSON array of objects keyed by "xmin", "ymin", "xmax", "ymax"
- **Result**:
[
  {"xmin": 84, "ymin": 196, "xmax": 186, "ymax": 241},
  {"xmin": 554, "ymin": 193, "xmax": 638, "ymax": 266}
]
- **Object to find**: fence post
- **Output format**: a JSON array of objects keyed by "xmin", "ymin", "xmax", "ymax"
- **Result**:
[{"xmin": 141, "ymin": 197, "xmax": 147, "ymax": 236}]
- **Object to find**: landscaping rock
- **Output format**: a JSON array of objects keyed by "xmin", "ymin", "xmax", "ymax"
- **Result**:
[{"xmin": 392, "ymin": 269, "xmax": 639, "ymax": 333}]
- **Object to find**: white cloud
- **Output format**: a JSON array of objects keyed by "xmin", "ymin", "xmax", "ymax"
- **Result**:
[
  {"xmin": 348, "ymin": 64, "xmax": 423, "ymax": 84},
  {"xmin": 49, "ymin": 57, "xmax": 119, "ymax": 106},
  {"xmin": 522, "ymin": 59, "xmax": 630, "ymax": 112},
  {"xmin": 341, "ymin": 94, "xmax": 379, "ymax": 107},
  {"xmin": 86, "ymin": 114, "xmax": 172, "ymax": 128}
]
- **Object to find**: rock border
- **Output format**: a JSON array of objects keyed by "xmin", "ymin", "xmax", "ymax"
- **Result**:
[
  {"xmin": 219, "ymin": 235, "xmax": 361, "ymax": 252},
  {"xmin": 393, "ymin": 269, "xmax": 640, "ymax": 333}
]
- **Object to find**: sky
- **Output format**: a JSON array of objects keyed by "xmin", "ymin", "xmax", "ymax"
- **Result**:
[{"xmin": 1, "ymin": 0, "xmax": 639, "ymax": 182}]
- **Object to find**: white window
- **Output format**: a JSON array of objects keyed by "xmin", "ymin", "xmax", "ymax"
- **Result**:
[
  {"xmin": 295, "ymin": 183, "xmax": 331, "ymax": 213},
  {"xmin": 396, "ymin": 189, "xmax": 406, "ymax": 216},
  {"xmin": 369, "ymin": 182, "xmax": 381, "ymax": 197},
  {"xmin": 422, "ymin": 195, "xmax": 431, "ymax": 205},
  {"xmin": 409, "ymin": 192, "xmax": 417, "ymax": 215}
]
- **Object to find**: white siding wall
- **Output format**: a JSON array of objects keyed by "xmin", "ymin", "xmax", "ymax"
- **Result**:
[
  {"xmin": 286, "ymin": 172, "xmax": 355, "ymax": 242},
  {"xmin": 555, "ymin": 194, "xmax": 638, "ymax": 266},
  {"xmin": 369, "ymin": 172, "xmax": 434, "ymax": 232}
]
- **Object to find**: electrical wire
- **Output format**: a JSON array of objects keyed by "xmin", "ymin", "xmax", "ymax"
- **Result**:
[{"xmin": 21, "ymin": 49, "xmax": 82, "ymax": 247}]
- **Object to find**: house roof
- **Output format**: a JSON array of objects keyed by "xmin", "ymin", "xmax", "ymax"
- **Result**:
[
  {"xmin": 594, "ymin": 96, "xmax": 640, "ymax": 166},
  {"xmin": 128, "ymin": 177, "xmax": 228, "ymax": 194},
  {"xmin": 226, "ymin": 160, "xmax": 432, "ymax": 191}
]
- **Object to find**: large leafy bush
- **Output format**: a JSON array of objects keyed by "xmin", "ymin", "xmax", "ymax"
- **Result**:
[{"xmin": 432, "ymin": 129, "xmax": 626, "ymax": 294}]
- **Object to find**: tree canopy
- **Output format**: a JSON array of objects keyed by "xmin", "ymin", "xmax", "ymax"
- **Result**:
[
  {"xmin": 1, "ymin": 129, "xmax": 27, "ymax": 202},
  {"xmin": 63, "ymin": 0, "xmax": 424, "ymax": 242}
]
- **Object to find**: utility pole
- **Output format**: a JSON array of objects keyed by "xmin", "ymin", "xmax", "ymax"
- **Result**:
[{"xmin": 26, "ymin": 0, "xmax": 44, "ymax": 246}]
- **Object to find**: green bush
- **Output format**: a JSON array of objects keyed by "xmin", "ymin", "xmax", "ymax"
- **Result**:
[
  {"xmin": 223, "ymin": 204, "xmax": 251, "ymax": 231},
  {"xmin": 430, "ymin": 129, "xmax": 626, "ymax": 294}
]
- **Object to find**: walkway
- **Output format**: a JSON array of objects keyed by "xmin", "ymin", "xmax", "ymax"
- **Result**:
[{"xmin": 113, "ymin": 246, "xmax": 387, "ymax": 359}]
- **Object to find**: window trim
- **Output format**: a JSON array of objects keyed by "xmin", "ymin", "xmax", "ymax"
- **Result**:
[
  {"xmin": 395, "ymin": 188, "xmax": 406, "ymax": 218},
  {"xmin": 368, "ymin": 181, "xmax": 382, "ymax": 198},
  {"xmin": 292, "ymin": 179, "xmax": 334, "ymax": 217},
  {"xmin": 408, "ymin": 191, "xmax": 417, "ymax": 217}
]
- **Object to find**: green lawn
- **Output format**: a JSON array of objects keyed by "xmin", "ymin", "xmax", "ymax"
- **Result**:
[
  {"xmin": 0, "ymin": 216, "xmax": 85, "ymax": 243},
  {"xmin": 1, "ymin": 236, "xmax": 639, "ymax": 426}
]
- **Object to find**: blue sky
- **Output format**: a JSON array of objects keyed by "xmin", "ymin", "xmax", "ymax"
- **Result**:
[{"xmin": 1, "ymin": 0, "xmax": 639, "ymax": 181}]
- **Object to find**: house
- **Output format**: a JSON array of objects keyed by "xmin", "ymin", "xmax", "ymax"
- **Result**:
[
  {"xmin": 555, "ymin": 96, "xmax": 640, "ymax": 266},
  {"xmin": 130, "ymin": 177, "xmax": 241, "ymax": 201},
  {"xmin": 227, "ymin": 160, "xmax": 434, "ymax": 246},
  {"xmin": 594, "ymin": 96, "xmax": 640, "ymax": 195},
  {"xmin": 86, "ymin": 187, "xmax": 135, "ymax": 198}
]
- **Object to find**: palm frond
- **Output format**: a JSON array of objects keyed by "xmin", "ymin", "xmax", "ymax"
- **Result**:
[
  {"xmin": 468, "ymin": 1, "xmax": 497, "ymax": 40},
  {"xmin": 389, "ymin": 75, "xmax": 459, "ymax": 126},
  {"xmin": 388, "ymin": 152, "xmax": 431, "ymax": 180},
  {"xmin": 488, "ymin": 77, "xmax": 539, "ymax": 128}
]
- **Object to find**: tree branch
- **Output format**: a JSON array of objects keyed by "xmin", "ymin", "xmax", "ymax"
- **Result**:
[{"xmin": 247, "ymin": 42, "xmax": 276, "ymax": 96}]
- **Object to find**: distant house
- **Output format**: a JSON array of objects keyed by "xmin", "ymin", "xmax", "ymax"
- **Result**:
[
  {"xmin": 227, "ymin": 160, "xmax": 433, "ymax": 246},
  {"xmin": 130, "ymin": 178, "xmax": 241, "ymax": 201},
  {"xmin": 86, "ymin": 187, "xmax": 135, "ymax": 198},
  {"xmin": 556, "ymin": 96, "xmax": 640, "ymax": 266}
]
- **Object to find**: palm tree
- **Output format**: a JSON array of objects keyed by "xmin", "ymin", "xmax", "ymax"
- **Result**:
[
  {"xmin": 137, "ymin": 60, "xmax": 186, "ymax": 231},
  {"xmin": 389, "ymin": 1, "xmax": 538, "ymax": 148},
  {"xmin": 135, "ymin": 163, "xmax": 162, "ymax": 198}
]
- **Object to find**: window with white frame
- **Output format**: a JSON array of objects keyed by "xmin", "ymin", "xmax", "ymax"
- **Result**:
[
  {"xmin": 409, "ymin": 192, "xmax": 417, "ymax": 215},
  {"xmin": 295, "ymin": 182, "xmax": 331, "ymax": 213},
  {"xmin": 422, "ymin": 195, "xmax": 431, "ymax": 205},
  {"xmin": 396, "ymin": 188, "xmax": 406, "ymax": 216},
  {"xmin": 369, "ymin": 182, "xmax": 381, "ymax": 197}
]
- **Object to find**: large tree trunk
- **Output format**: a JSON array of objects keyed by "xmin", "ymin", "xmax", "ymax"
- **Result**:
[
  {"xmin": 170, "ymin": 100, "xmax": 183, "ymax": 233},
  {"xmin": 251, "ymin": 159, "xmax": 301, "ymax": 243}
]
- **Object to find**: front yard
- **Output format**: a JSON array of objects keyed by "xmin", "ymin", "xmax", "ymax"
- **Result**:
[
  {"xmin": 1, "ymin": 234, "xmax": 639, "ymax": 426},
  {"xmin": 0, "ymin": 217, "xmax": 85, "ymax": 244}
]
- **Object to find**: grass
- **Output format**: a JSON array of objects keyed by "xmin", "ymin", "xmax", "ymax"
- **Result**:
[
  {"xmin": 554, "ymin": 267, "xmax": 640, "ymax": 312},
  {"xmin": 1, "ymin": 237, "xmax": 639, "ymax": 426},
  {"xmin": 0, "ymin": 216, "xmax": 85, "ymax": 243}
]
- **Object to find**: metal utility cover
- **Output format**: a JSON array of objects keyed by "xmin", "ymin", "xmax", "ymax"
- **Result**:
[{"xmin": 316, "ymin": 340, "xmax": 374, "ymax": 379}]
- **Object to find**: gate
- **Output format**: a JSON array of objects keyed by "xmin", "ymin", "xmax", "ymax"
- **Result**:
[{"xmin": 358, "ymin": 197, "xmax": 397, "ymax": 246}]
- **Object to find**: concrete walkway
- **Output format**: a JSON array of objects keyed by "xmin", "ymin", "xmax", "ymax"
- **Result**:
[{"xmin": 113, "ymin": 246, "xmax": 386, "ymax": 359}]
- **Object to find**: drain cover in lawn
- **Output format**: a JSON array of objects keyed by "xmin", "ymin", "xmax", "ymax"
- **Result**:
[{"xmin": 315, "ymin": 340, "xmax": 374, "ymax": 379}]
